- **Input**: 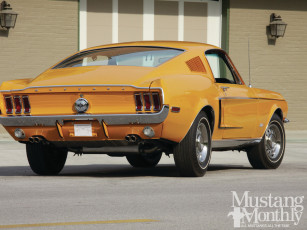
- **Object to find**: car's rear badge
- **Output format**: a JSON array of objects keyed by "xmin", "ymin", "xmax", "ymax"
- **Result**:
[{"xmin": 74, "ymin": 98, "xmax": 89, "ymax": 113}]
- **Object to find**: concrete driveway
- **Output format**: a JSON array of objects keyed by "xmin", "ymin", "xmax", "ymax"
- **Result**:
[{"xmin": 0, "ymin": 131, "xmax": 306, "ymax": 229}]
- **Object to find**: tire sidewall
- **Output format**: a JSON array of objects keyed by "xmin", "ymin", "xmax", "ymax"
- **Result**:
[{"xmin": 188, "ymin": 112, "xmax": 212, "ymax": 176}]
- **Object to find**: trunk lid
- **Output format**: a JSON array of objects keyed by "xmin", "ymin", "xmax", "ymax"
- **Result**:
[{"xmin": 29, "ymin": 66, "xmax": 156, "ymax": 87}]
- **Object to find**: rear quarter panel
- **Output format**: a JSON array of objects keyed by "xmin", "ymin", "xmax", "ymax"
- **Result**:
[{"xmin": 151, "ymin": 73, "xmax": 220, "ymax": 143}]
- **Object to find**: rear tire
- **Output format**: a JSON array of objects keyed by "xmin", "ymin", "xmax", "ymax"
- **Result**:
[
  {"xmin": 26, "ymin": 143, "xmax": 68, "ymax": 175},
  {"xmin": 247, "ymin": 114, "xmax": 285, "ymax": 169},
  {"xmin": 173, "ymin": 112, "xmax": 212, "ymax": 177},
  {"xmin": 126, "ymin": 152, "xmax": 162, "ymax": 168}
]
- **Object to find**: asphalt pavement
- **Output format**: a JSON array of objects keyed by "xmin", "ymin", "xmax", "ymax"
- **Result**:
[{"xmin": 0, "ymin": 131, "xmax": 306, "ymax": 230}]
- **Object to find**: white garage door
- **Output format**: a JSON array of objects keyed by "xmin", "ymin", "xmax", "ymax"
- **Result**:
[{"xmin": 80, "ymin": 0, "xmax": 221, "ymax": 49}]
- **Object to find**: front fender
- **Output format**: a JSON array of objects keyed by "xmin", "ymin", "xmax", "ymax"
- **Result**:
[{"xmin": 256, "ymin": 100, "xmax": 288, "ymax": 138}]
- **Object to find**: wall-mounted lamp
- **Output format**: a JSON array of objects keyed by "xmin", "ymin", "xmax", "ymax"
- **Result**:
[
  {"xmin": 0, "ymin": 1, "xmax": 18, "ymax": 30},
  {"xmin": 269, "ymin": 13, "xmax": 287, "ymax": 38}
]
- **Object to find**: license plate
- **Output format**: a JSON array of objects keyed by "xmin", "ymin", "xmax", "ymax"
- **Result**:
[{"xmin": 74, "ymin": 124, "xmax": 92, "ymax": 137}]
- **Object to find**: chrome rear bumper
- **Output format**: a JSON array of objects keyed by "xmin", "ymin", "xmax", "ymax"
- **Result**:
[{"xmin": 0, "ymin": 105, "xmax": 169, "ymax": 127}]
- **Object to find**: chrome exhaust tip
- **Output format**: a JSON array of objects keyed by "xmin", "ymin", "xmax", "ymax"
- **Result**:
[
  {"xmin": 125, "ymin": 135, "xmax": 139, "ymax": 143},
  {"xmin": 130, "ymin": 135, "xmax": 137, "ymax": 142},
  {"xmin": 28, "ymin": 137, "xmax": 34, "ymax": 143},
  {"xmin": 125, "ymin": 135, "xmax": 132, "ymax": 142},
  {"xmin": 33, "ymin": 137, "xmax": 40, "ymax": 144}
]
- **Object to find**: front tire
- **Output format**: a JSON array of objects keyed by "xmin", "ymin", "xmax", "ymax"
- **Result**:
[
  {"xmin": 173, "ymin": 112, "xmax": 212, "ymax": 177},
  {"xmin": 247, "ymin": 114, "xmax": 285, "ymax": 169},
  {"xmin": 126, "ymin": 152, "xmax": 162, "ymax": 168},
  {"xmin": 26, "ymin": 143, "xmax": 68, "ymax": 175}
]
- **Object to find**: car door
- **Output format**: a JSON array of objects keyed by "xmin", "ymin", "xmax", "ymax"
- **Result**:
[{"xmin": 205, "ymin": 50, "xmax": 258, "ymax": 139}]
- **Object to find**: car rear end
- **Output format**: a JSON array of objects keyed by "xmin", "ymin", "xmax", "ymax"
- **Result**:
[{"xmin": 0, "ymin": 85, "xmax": 169, "ymax": 151}]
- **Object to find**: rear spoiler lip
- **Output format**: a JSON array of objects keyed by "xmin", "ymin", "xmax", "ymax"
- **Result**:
[{"xmin": 0, "ymin": 84, "xmax": 159, "ymax": 93}]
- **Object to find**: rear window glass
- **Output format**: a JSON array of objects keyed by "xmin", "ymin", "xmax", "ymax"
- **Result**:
[{"xmin": 53, "ymin": 46, "xmax": 184, "ymax": 69}]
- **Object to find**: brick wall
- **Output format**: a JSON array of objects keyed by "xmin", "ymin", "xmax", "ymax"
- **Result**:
[
  {"xmin": 0, "ymin": 0, "xmax": 78, "ymax": 134},
  {"xmin": 229, "ymin": 0, "xmax": 307, "ymax": 130}
]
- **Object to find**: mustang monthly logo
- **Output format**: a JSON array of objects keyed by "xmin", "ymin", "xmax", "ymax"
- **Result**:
[{"xmin": 228, "ymin": 191, "xmax": 304, "ymax": 228}]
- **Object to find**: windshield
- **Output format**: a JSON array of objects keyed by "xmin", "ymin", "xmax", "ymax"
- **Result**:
[{"xmin": 54, "ymin": 46, "xmax": 184, "ymax": 69}]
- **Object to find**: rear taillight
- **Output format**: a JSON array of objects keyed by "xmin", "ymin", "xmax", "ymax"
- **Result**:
[
  {"xmin": 5, "ymin": 97, "xmax": 13, "ymax": 114},
  {"xmin": 152, "ymin": 93, "xmax": 161, "ymax": 111},
  {"xmin": 143, "ymin": 94, "xmax": 151, "ymax": 111},
  {"xmin": 14, "ymin": 96, "xmax": 22, "ymax": 114},
  {"xmin": 134, "ymin": 92, "xmax": 161, "ymax": 112},
  {"xmin": 22, "ymin": 96, "xmax": 31, "ymax": 113},
  {"xmin": 134, "ymin": 94, "xmax": 143, "ymax": 111}
]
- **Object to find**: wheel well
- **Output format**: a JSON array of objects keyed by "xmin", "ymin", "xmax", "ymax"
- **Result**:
[
  {"xmin": 274, "ymin": 108, "xmax": 283, "ymax": 121},
  {"xmin": 201, "ymin": 106, "xmax": 215, "ymax": 134}
]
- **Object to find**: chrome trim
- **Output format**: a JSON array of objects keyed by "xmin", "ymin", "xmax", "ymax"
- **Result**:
[
  {"xmin": 219, "ymin": 126, "xmax": 242, "ymax": 130},
  {"xmin": 212, "ymin": 138, "xmax": 261, "ymax": 149},
  {"xmin": 219, "ymin": 97, "xmax": 257, "ymax": 100},
  {"xmin": 195, "ymin": 117, "xmax": 210, "ymax": 169},
  {"xmin": 219, "ymin": 96, "xmax": 285, "ymax": 102},
  {"xmin": 220, "ymin": 86, "xmax": 229, "ymax": 92},
  {"xmin": 74, "ymin": 98, "xmax": 89, "ymax": 113},
  {"xmin": 1, "ymin": 84, "xmax": 165, "ymax": 110},
  {"xmin": 0, "ymin": 105, "xmax": 169, "ymax": 127},
  {"xmin": 0, "ymin": 84, "xmax": 162, "ymax": 96},
  {"xmin": 264, "ymin": 122, "xmax": 283, "ymax": 162}
]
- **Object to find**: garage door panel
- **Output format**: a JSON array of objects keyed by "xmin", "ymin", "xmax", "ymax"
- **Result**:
[
  {"xmin": 184, "ymin": 2, "xmax": 207, "ymax": 43},
  {"xmin": 154, "ymin": 0, "xmax": 178, "ymax": 40},
  {"xmin": 87, "ymin": 0, "xmax": 112, "ymax": 47},
  {"xmin": 119, "ymin": 0, "xmax": 143, "ymax": 42}
]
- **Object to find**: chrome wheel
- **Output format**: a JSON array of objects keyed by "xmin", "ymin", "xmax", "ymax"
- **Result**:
[
  {"xmin": 264, "ymin": 123, "xmax": 282, "ymax": 161},
  {"xmin": 195, "ymin": 119, "xmax": 209, "ymax": 168},
  {"xmin": 247, "ymin": 114, "xmax": 285, "ymax": 169}
]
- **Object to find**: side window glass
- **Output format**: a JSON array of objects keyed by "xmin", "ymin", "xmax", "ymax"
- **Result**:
[{"xmin": 206, "ymin": 53, "xmax": 237, "ymax": 84}]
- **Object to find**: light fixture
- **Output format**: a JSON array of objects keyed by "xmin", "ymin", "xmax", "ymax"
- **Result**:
[
  {"xmin": 14, "ymin": 128, "xmax": 25, "ymax": 139},
  {"xmin": 143, "ymin": 126, "xmax": 155, "ymax": 138},
  {"xmin": 0, "ymin": 1, "xmax": 18, "ymax": 30},
  {"xmin": 269, "ymin": 13, "xmax": 287, "ymax": 38}
]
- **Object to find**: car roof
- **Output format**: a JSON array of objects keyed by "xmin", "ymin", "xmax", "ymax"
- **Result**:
[{"xmin": 84, "ymin": 41, "xmax": 221, "ymax": 52}]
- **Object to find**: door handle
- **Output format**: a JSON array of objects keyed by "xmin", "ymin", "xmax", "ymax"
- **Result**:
[{"xmin": 221, "ymin": 86, "xmax": 229, "ymax": 92}]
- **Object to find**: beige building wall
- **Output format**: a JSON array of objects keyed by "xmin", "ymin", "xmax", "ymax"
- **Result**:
[
  {"xmin": 154, "ymin": 0, "xmax": 178, "ymax": 40},
  {"xmin": 228, "ymin": 0, "xmax": 307, "ymax": 130},
  {"xmin": 87, "ymin": 0, "xmax": 112, "ymax": 47},
  {"xmin": 118, "ymin": 0, "xmax": 143, "ymax": 42},
  {"xmin": 184, "ymin": 2, "xmax": 207, "ymax": 43},
  {"xmin": 0, "ymin": 0, "xmax": 78, "ymax": 134},
  {"xmin": 0, "ymin": 0, "xmax": 78, "ymax": 82}
]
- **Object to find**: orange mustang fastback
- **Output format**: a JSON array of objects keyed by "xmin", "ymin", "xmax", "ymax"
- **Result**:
[{"xmin": 0, "ymin": 41, "xmax": 288, "ymax": 177}]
